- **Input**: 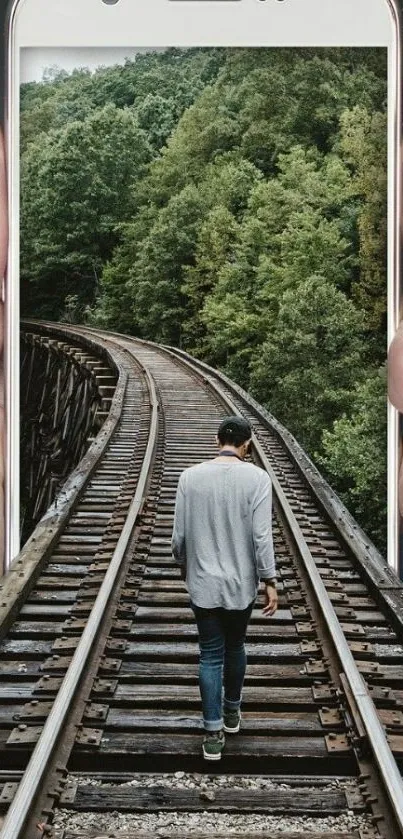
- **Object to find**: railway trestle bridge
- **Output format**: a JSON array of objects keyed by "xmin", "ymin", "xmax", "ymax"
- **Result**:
[{"xmin": 0, "ymin": 321, "xmax": 403, "ymax": 839}]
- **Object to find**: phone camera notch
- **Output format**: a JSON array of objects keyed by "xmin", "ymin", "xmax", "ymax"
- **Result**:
[{"xmin": 102, "ymin": 0, "xmax": 120, "ymax": 5}]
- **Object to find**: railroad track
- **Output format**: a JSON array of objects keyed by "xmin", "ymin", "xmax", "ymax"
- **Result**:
[{"xmin": 1, "ymin": 323, "xmax": 403, "ymax": 839}]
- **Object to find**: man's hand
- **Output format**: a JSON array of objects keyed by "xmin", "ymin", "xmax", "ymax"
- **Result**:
[{"xmin": 262, "ymin": 582, "xmax": 278, "ymax": 616}]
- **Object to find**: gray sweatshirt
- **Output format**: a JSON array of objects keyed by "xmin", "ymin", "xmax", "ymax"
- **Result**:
[{"xmin": 171, "ymin": 460, "xmax": 276, "ymax": 609}]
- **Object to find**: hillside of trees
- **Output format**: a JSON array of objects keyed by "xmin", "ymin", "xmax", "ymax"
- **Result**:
[{"xmin": 20, "ymin": 47, "xmax": 388, "ymax": 552}]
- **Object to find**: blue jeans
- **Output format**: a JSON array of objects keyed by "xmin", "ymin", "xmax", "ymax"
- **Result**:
[{"xmin": 191, "ymin": 601, "xmax": 255, "ymax": 731}]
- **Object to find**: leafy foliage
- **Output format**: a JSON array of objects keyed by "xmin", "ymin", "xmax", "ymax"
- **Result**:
[
  {"xmin": 249, "ymin": 277, "xmax": 366, "ymax": 452},
  {"xmin": 338, "ymin": 106, "xmax": 387, "ymax": 346},
  {"xmin": 318, "ymin": 369, "xmax": 388, "ymax": 549},
  {"xmin": 21, "ymin": 104, "xmax": 151, "ymax": 317},
  {"xmin": 21, "ymin": 47, "xmax": 387, "ymax": 551}
]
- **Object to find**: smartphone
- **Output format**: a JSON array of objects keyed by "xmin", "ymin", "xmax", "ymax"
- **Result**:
[{"xmin": 3, "ymin": 0, "xmax": 401, "ymax": 574}]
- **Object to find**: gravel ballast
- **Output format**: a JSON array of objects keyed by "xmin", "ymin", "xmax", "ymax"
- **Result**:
[{"xmin": 51, "ymin": 809, "xmax": 373, "ymax": 836}]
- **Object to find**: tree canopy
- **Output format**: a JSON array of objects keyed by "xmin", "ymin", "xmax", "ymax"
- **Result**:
[{"xmin": 20, "ymin": 47, "xmax": 388, "ymax": 552}]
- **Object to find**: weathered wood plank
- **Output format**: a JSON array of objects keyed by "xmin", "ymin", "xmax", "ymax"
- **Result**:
[
  {"xmin": 133, "ymin": 607, "xmax": 294, "ymax": 623},
  {"xmin": 0, "ymin": 682, "xmax": 37, "ymax": 699},
  {"xmin": 103, "ymin": 709, "xmax": 325, "ymax": 734},
  {"xmin": 129, "ymin": 624, "xmax": 299, "ymax": 640},
  {"xmin": 354, "ymin": 610, "xmax": 389, "ymax": 624},
  {"xmin": 8, "ymin": 623, "xmax": 62, "ymax": 639},
  {"xmin": 111, "ymin": 685, "xmax": 328, "ymax": 709},
  {"xmin": 0, "ymin": 704, "xmax": 32, "ymax": 726},
  {"xmin": 19, "ymin": 605, "xmax": 71, "ymax": 617},
  {"xmin": 27, "ymin": 591, "xmax": 79, "ymax": 603},
  {"xmin": 118, "ymin": 662, "xmax": 317, "ymax": 684},
  {"xmin": 363, "ymin": 628, "xmax": 397, "ymax": 641},
  {"xmin": 45, "ymin": 564, "xmax": 93, "ymax": 576},
  {"xmin": 137, "ymin": 594, "xmax": 297, "ymax": 606},
  {"xmin": 0, "ymin": 640, "xmax": 52, "ymax": 657},
  {"xmin": 75, "ymin": 733, "xmax": 346, "ymax": 760},
  {"xmin": 356, "ymin": 661, "xmax": 403, "ymax": 682},
  {"xmin": 0, "ymin": 661, "xmax": 42, "ymax": 678},
  {"xmin": 68, "ymin": 785, "xmax": 358, "ymax": 814},
  {"xmin": 120, "ymin": 642, "xmax": 316, "ymax": 661},
  {"xmin": 372, "ymin": 644, "xmax": 403, "ymax": 661},
  {"xmin": 32, "ymin": 577, "xmax": 85, "ymax": 590}
]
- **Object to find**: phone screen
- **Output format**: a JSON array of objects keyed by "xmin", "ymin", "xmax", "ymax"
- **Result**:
[{"xmin": 18, "ymin": 45, "xmax": 389, "ymax": 566}]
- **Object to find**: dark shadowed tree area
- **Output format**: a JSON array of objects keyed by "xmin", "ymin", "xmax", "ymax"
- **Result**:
[{"xmin": 20, "ymin": 47, "xmax": 387, "ymax": 552}]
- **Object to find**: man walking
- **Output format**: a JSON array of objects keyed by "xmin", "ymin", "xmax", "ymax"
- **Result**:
[{"xmin": 171, "ymin": 415, "xmax": 277, "ymax": 761}]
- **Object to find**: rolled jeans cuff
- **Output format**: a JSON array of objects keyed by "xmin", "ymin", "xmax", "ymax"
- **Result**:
[
  {"xmin": 224, "ymin": 696, "xmax": 241, "ymax": 710},
  {"xmin": 204, "ymin": 716, "xmax": 224, "ymax": 732}
]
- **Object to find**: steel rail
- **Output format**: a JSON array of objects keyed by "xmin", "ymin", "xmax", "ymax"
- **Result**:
[
  {"xmin": 24, "ymin": 325, "xmax": 403, "ymax": 831},
  {"xmin": 0, "ymin": 360, "xmax": 159, "ymax": 839},
  {"xmin": 72, "ymin": 326, "xmax": 399, "ymax": 610},
  {"xmin": 158, "ymin": 343, "xmax": 403, "ymax": 835},
  {"xmin": 1, "ymin": 329, "xmax": 126, "ymax": 645},
  {"xmin": 81, "ymin": 327, "xmax": 393, "ymax": 584},
  {"xmin": 164, "ymin": 345, "xmax": 394, "ymax": 581}
]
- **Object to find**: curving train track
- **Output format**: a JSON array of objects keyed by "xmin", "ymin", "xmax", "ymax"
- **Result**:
[{"xmin": 1, "ymin": 323, "xmax": 403, "ymax": 839}]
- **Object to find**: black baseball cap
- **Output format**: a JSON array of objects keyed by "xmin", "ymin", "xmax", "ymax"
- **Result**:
[{"xmin": 217, "ymin": 415, "xmax": 252, "ymax": 443}]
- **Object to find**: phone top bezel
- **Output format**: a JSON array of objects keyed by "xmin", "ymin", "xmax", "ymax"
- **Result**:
[{"xmin": 6, "ymin": 0, "xmax": 398, "ymax": 46}]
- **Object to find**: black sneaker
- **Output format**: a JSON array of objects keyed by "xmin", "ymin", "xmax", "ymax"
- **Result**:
[
  {"xmin": 223, "ymin": 708, "xmax": 241, "ymax": 733},
  {"xmin": 202, "ymin": 729, "xmax": 225, "ymax": 761}
]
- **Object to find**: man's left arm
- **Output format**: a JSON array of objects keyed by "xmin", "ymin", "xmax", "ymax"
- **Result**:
[
  {"xmin": 252, "ymin": 474, "xmax": 278, "ymax": 616},
  {"xmin": 172, "ymin": 473, "xmax": 187, "ymax": 579},
  {"xmin": 252, "ymin": 474, "xmax": 276, "ymax": 580}
]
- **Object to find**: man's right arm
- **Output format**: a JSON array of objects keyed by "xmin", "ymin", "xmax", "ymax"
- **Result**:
[{"xmin": 172, "ymin": 473, "xmax": 187, "ymax": 575}]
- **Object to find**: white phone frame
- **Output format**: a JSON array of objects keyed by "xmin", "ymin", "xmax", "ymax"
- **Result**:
[{"xmin": 5, "ymin": 0, "xmax": 402, "ymax": 573}]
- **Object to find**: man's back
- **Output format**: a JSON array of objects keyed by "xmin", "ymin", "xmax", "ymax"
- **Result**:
[
  {"xmin": 171, "ymin": 415, "xmax": 277, "ymax": 760},
  {"xmin": 172, "ymin": 460, "xmax": 275, "ymax": 609}
]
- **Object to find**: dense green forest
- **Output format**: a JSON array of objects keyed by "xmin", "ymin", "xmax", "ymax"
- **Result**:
[{"xmin": 20, "ymin": 48, "xmax": 387, "ymax": 552}]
